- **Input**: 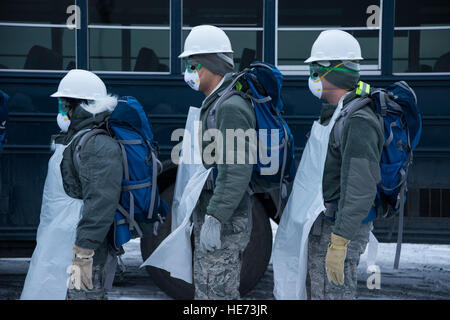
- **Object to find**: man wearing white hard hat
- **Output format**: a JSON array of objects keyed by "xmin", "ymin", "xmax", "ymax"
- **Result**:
[
  {"xmin": 272, "ymin": 30, "xmax": 383, "ymax": 300},
  {"xmin": 306, "ymin": 30, "xmax": 383, "ymax": 299},
  {"xmin": 21, "ymin": 69, "xmax": 123, "ymax": 300},
  {"xmin": 179, "ymin": 25, "xmax": 256, "ymax": 299}
]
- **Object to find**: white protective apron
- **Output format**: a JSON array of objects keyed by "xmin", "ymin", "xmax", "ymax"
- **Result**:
[
  {"xmin": 141, "ymin": 107, "xmax": 212, "ymax": 284},
  {"xmin": 21, "ymin": 136, "xmax": 85, "ymax": 300},
  {"xmin": 272, "ymin": 97, "xmax": 345, "ymax": 300}
]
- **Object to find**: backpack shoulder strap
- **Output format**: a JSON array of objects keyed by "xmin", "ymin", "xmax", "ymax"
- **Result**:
[
  {"xmin": 73, "ymin": 128, "xmax": 109, "ymax": 173},
  {"xmin": 331, "ymin": 96, "xmax": 373, "ymax": 151},
  {"xmin": 206, "ymin": 71, "xmax": 273, "ymax": 130}
]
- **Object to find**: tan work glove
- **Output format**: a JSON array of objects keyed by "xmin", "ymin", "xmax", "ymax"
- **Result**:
[
  {"xmin": 325, "ymin": 233, "xmax": 350, "ymax": 286},
  {"xmin": 68, "ymin": 245, "xmax": 95, "ymax": 291}
]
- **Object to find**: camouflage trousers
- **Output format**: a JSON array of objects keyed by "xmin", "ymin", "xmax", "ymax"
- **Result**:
[
  {"xmin": 306, "ymin": 214, "xmax": 372, "ymax": 300},
  {"xmin": 193, "ymin": 214, "xmax": 251, "ymax": 300}
]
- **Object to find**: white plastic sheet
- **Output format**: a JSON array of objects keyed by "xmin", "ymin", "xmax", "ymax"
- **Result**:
[
  {"xmin": 366, "ymin": 231, "xmax": 379, "ymax": 271},
  {"xmin": 141, "ymin": 107, "xmax": 211, "ymax": 284},
  {"xmin": 21, "ymin": 143, "xmax": 83, "ymax": 300},
  {"xmin": 272, "ymin": 99, "xmax": 344, "ymax": 300},
  {"xmin": 171, "ymin": 107, "xmax": 203, "ymax": 231}
]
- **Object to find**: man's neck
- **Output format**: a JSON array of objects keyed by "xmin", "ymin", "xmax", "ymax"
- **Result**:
[
  {"xmin": 324, "ymin": 89, "xmax": 349, "ymax": 105},
  {"xmin": 203, "ymin": 75, "xmax": 224, "ymax": 97}
]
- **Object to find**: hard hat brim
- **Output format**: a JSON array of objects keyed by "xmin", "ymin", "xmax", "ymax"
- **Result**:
[
  {"xmin": 304, "ymin": 56, "xmax": 364, "ymax": 64},
  {"xmin": 178, "ymin": 49, "xmax": 234, "ymax": 59},
  {"xmin": 50, "ymin": 91, "xmax": 96, "ymax": 100}
]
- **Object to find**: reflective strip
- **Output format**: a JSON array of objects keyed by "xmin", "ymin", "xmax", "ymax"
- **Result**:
[
  {"xmin": 122, "ymin": 181, "xmax": 152, "ymax": 191},
  {"xmin": 356, "ymin": 81, "xmax": 370, "ymax": 96}
]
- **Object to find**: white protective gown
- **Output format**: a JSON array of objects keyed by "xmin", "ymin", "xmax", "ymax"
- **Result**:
[
  {"xmin": 272, "ymin": 96, "xmax": 345, "ymax": 300},
  {"xmin": 141, "ymin": 107, "xmax": 211, "ymax": 284},
  {"xmin": 21, "ymin": 138, "xmax": 85, "ymax": 300}
]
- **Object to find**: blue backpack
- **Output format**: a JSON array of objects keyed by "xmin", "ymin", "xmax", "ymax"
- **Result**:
[
  {"xmin": 207, "ymin": 62, "xmax": 296, "ymax": 216},
  {"xmin": 74, "ymin": 96, "xmax": 169, "ymax": 250},
  {"xmin": 332, "ymin": 81, "xmax": 422, "ymax": 267},
  {"xmin": 332, "ymin": 81, "xmax": 422, "ymax": 219},
  {"xmin": 0, "ymin": 90, "xmax": 9, "ymax": 151}
]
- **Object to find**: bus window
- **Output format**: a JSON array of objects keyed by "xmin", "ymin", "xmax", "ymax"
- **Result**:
[
  {"xmin": 394, "ymin": 0, "xmax": 450, "ymax": 73},
  {"xmin": 277, "ymin": 0, "xmax": 381, "ymax": 74},
  {"xmin": 0, "ymin": 0, "xmax": 76, "ymax": 71},
  {"xmin": 183, "ymin": 0, "xmax": 263, "ymax": 71},
  {"xmin": 88, "ymin": 0, "xmax": 170, "ymax": 73}
]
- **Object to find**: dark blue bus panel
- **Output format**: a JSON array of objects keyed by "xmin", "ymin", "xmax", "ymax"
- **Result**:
[{"xmin": 0, "ymin": 0, "xmax": 449, "ymax": 250}]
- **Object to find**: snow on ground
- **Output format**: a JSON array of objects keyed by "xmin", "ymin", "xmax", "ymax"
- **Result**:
[
  {"xmin": 0, "ymin": 226, "xmax": 449, "ymax": 300},
  {"xmin": 270, "ymin": 220, "xmax": 450, "ymax": 300}
]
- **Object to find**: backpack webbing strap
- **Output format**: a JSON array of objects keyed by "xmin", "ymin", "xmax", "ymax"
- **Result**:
[
  {"xmin": 147, "ymin": 150, "xmax": 159, "ymax": 221},
  {"xmin": 122, "ymin": 181, "xmax": 152, "ymax": 191},
  {"xmin": 118, "ymin": 143, "xmax": 130, "ymax": 180},
  {"xmin": 207, "ymin": 73, "xmax": 289, "ymax": 220},
  {"xmin": 117, "ymin": 139, "xmax": 142, "ymax": 145},
  {"xmin": 393, "ymin": 183, "xmax": 406, "ymax": 269},
  {"xmin": 380, "ymin": 168, "xmax": 407, "ymax": 193},
  {"xmin": 73, "ymin": 128, "xmax": 109, "ymax": 173},
  {"xmin": 274, "ymin": 124, "xmax": 289, "ymax": 220},
  {"xmin": 396, "ymin": 81, "xmax": 417, "ymax": 104},
  {"xmin": 117, "ymin": 204, "xmax": 143, "ymax": 237},
  {"xmin": 331, "ymin": 96, "xmax": 373, "ymax": 151}
]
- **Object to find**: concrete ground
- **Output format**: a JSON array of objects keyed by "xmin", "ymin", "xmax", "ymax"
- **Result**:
[{"xmin": 1, "ymin": 238, "xmax": 449, "ymax": 300}]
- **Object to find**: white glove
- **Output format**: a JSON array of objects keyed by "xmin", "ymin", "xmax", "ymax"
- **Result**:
[{"xmin": 199, "ymin": 214, "xmax": 222, "ymax": 253}]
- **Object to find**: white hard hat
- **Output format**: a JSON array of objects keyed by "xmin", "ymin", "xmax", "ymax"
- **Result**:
[
  {"xmin": 305, "ymin": 30, "xmax": 363, "ymax": 64},
  {"xmin": 51, "ymin": 69, "xmax": 108, "ymax": 100},
  {"xmin": 178, "ymin": 25, "xmax": 233, "ymax": 59}
]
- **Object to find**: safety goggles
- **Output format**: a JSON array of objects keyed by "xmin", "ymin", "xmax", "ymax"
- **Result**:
[
  {"xmin": 184, "ymin": 58, "xmax": 202, "ymax": 73},
  {"xmin": 309, "ymin": 62, "xmax": 358, "ymax": 80},
  {"xmin": 58, "ymin": 98, "xmax": 71, "ymax": 116}
]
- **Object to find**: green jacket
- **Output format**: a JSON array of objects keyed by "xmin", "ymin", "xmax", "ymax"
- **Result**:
[
  {"xmin": 195, "ymin": 75, "xmax": 256, "ymax": 224},
  {"xmin": 321, "ymin": 90, "xmax": 384, "ymax": 240},
  {"xmin": 57, "ymin": 106, "xmax": 123, "ymax": 251}
]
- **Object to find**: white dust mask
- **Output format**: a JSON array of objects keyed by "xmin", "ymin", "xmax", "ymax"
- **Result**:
[
  {"xmin": 308, "ymin": 77, "xmax": 323, "ymax": 99},
  {"xmin": 184, "ymin": 63, "xmax": 201, "ymax": 91},
  {"xmin": 57, "ymin": 112, "xmax": 71, "ymax": 132}
]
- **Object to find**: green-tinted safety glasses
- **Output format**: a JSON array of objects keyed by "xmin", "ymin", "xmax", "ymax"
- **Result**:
[
  {"xmin": 184, "ymin": 58, "xmax": 202, "ymax": 73},
  {"xmin": 58, "ymin": 98, "xmax": 71, "ymax": 116},
  {"xmin": 309, "ymin": 62, "xmax": 358, "ymax": 80}
]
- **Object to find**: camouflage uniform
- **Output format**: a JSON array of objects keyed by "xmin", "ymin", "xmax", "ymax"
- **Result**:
[
  {"xmin": 193, "ymin": 194, "xmax": 251, "ymax": 300},
  {"xmin": 191, "ymin": 73, "xmax": 255, "ymax": 300},
  {"xmin": 306, "ymin": 213, "xmax": 372, "ymax": 300}
]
